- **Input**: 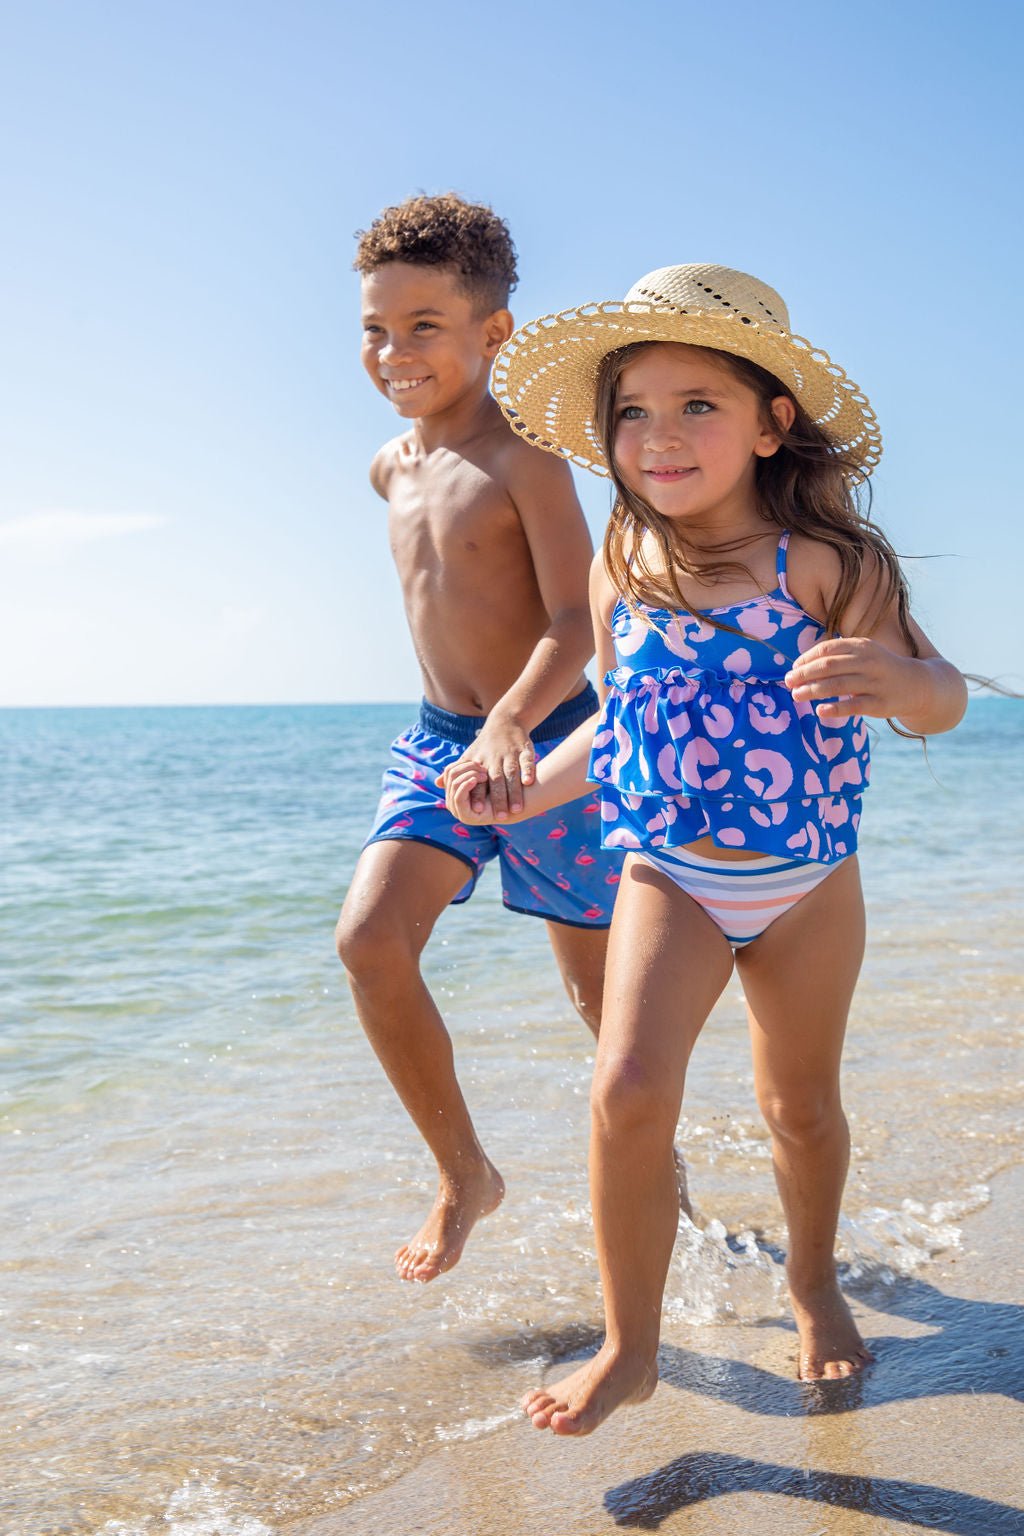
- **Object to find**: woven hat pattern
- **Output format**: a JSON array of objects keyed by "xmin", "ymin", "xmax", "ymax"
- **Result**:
[{"xmin": 492, "ymin": 264, "xmax": 882, "ymax": 477}]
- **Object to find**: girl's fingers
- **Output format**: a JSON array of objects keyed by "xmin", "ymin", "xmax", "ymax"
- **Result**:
[
  {"xmin": 814, "ymin": 698, "xmax": 859, "ymax": 720},
  {"xmin": 789, "ymin": 676, "xmax": 865, "ymax": 702},
  {"xmin": 817, "ymin": 695, "xmax": 893, "ymax": 720},
  {"xmin": 439, "ymin": 762, "xmax": 487, "ymax": 789},
  {"xmin": 468, "ymin": 784, "xmax": 488, "ymax": 814}
]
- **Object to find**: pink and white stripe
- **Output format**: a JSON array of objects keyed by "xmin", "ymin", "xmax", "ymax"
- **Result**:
[{"xmin": 636, "ymin": 846, "xmax": 843, "ymax": 947}]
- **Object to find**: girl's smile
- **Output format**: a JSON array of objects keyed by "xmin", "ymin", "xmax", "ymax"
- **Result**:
[{"xmin": 642, "ymin": 465, "xmax": 697, "ymax": 482}]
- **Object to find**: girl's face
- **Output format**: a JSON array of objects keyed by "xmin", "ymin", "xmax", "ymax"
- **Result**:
[{"xmin": 612, "ymin": 343, "xmax": 791, "ymax": 528}]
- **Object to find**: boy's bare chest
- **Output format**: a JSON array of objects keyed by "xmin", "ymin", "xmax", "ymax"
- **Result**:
[{"xmin": 386, "ymin": 459, "xmax": 524, "ymax": 580}]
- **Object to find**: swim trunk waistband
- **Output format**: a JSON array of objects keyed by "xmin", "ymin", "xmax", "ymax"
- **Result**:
[{"xmin": 417, "ymin": 683, "xmax": 599, "ymax": 746}]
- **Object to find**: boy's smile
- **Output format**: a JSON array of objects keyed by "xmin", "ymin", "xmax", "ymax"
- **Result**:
[
  {"xmin": 386, "ymin": 376, "xmax": 430, "ymax": 394},
  {"xmin": 360, "ymin": 262, "xmax": 511, "ymax": 422}
]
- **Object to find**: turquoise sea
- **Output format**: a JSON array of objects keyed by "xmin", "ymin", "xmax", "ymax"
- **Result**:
[{"xmin": 2, "ymin": 700, "xmax": 1022, "ymax": 1534}]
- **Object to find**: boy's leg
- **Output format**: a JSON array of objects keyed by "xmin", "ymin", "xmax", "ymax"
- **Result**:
[
  {"xmin": 735, "ymin": 854, "xmax": 874, "ymax": 1380},
  {"xmin": 544, "ymin": 921, "xmax": 607, "ymax": 1039},
  {"xmin": 524, "ymin": 856, "xmax": 733, "ymax": 1435},
  {"xmin": 336, "ymin": 837, "xmax": 504, "ymax": 1282}
]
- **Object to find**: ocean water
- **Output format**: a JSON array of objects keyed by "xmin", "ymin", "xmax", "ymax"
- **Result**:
[{"xmin": 2, "ymin": 699, "xmax": 1022, "ymax": 1535}]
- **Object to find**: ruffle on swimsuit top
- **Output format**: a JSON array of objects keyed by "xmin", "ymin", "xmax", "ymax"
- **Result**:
[{"xmin": 589, "ymin": 575, "xmax": 871, "ymax": 865}]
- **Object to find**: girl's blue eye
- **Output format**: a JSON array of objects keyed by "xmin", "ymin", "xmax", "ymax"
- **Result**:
[
  {"xmin": 685, "ymin": 399, "xmax": 713, "ymax": 414},
  {"xmin": 619, "ymin": 405, "xmax": 644, "ymax": 420}
]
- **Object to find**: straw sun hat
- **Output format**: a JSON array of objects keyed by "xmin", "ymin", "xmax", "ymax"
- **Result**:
[{"xmin": 492, "ymin": 263, "xmax": 881, "ymax": 476}]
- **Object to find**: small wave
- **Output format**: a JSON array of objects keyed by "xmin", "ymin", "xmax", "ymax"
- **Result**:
[
  {"xmin": 661, "ymin": 1186, "xmax": 991, "ymax": 1324},
  {"xmin": 435, "ymin": 1407, "xmax": 520, "ymax": 1442},
  {"xmin": 98, "ymin": 1477, "xmax": 275, "ymax": 1536},
  {"xmin": 839, "ymin": 1185, "xmax": 990, "ymax": 1282}
]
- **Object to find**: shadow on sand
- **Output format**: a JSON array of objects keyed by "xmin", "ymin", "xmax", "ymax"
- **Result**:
[
  {"xmin": 604, "ymin": 1452, "xmax": 1024, "ymax": 1532},
  {"xmin": 655, "ymin": 1270, "xmax": 1023, "ymax": 1416},
  {"xmin": 481, "ymin": 1270, "xmax": 1024, "ymax": 1533}
]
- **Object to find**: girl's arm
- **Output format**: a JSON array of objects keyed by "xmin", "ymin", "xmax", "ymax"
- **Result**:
[
  {"xmin": 443, "ymin": 552, "xmax": 619, "ymax": 824},
  {"xmin": 445, "ymin": 714, "xmax": 597, "ymax": 824},
  {"xmin": 784, "ymin": 545, "xmax": 968, "ymax": 735}
]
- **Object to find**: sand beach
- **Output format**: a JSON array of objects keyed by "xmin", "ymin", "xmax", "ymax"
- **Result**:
[
  {"xmin": 333, "ymin": 1164, "xmax": 1024, "ymax": 1536},
  {"xmin": 3, "ymin": 701, "xmax": 1022, "ymax": 1535}
]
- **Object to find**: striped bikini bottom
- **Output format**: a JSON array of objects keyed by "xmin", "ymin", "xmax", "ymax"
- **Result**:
[{"xmin": 636, "ymin": 845, "xmax": 845, "ymax": 949}]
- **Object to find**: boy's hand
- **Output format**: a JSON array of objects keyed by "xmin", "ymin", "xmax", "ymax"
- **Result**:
[
  {"xmin": 785, "ymin": 637, "xmax": 925, "ymax": 722},
  {"xmin": 438, "ymin": 760, "xmax": 494, "ymax": 824},
  {"xmin": 452, "ymin": 717, "xmax": 536, "ymax": 819}
]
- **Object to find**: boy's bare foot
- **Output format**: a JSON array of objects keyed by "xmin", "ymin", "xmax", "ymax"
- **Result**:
[
  {"xmin": 520, "ymin": 1344, "xmax": 658, "ymax": 1436},
  {"xmin": 395, "ymin": 1161, "xmax": 505, "ymax": 1282},
  {"xmin": 790, "ymin": 1278, "xmax": 875, "ymax": 1380}
]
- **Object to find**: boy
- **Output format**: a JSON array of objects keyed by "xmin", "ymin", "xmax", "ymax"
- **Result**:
[{"xmin": 336, "ymin": 193, "xmax": 620, "ymax": 1282}]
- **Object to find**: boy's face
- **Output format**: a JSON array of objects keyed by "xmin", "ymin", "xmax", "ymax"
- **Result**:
[{"xmin": 360, "ymin": 262, "xmax": 512, "ymax": 420}]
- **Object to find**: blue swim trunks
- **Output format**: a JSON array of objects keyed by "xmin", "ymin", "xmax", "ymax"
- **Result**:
[{"xmin": 366, "ymin": 686, "xmax": 622, "ymax": 928}]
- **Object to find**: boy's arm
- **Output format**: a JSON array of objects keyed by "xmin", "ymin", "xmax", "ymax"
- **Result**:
[
  {"xmin": 458, "ymin": 445, "xmax": 596, "ymax": 817},
  {"xmin": 784, "ymin": 546, "xmax": 967, "ymax": 735},
  {"xmin": 446, "ymin": 550, "xmax": 618, "ymax": 822}
]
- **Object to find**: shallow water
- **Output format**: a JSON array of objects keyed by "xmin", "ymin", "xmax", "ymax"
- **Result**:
[{"xmin": 2, "ymin": 700, "xmax": 1022, "ymax": 1534}]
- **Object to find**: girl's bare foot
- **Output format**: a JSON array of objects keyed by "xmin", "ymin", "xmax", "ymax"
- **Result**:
[
  {"xmin": 520, "ymin": 1344, "xmax": 658, "ymax": 1436},
  {"xmin": 790, "ymin": 1278, "xmax": 874, "ymax": 1380},
  {"xmin": 395, "ymin": 1160, "xmax": 505, "ymax": 1282}
]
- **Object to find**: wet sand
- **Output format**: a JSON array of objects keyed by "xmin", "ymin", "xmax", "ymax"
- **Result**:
[
  {"xmin": 5, "ymin": 704, "xmax": 1021, "ymax": 1534},
  {"xmin": 332, "ymin": 1162, "xmax": 1024, "ymax": 1536}
]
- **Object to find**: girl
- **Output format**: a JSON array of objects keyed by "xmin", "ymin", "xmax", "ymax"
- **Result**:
[{"xmin": 443, "ymin": 265, "xmax": 967, "ymax": 1435}]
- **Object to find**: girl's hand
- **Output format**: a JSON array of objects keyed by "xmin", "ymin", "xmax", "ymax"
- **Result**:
[
  {"xmin": 438, "ymin": 760, "xmax": 494, "ymax": 824},
  {"xmin": 784, "ymin": 637, "xmax": 925, "ymax": 722}
]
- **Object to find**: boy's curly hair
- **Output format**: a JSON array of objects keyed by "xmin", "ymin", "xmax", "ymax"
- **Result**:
[{"xmin": 354, "ymin": 193, "xmax": 518, "ymax": 312}]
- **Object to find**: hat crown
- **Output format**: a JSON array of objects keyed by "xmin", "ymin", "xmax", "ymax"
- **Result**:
[{"xmin": 624, "ymin": 264, "xmax": 791, "ymax": 333}]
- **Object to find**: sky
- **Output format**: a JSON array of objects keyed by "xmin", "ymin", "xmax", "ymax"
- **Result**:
[{"xmin": 1, "ymin": 0, "xmax": 1021, "ymax": 707}]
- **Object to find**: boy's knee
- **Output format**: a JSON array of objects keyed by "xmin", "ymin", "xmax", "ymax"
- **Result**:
[
  {"xmin": 335, "ymin": 906, "xmax": 413, "ymax": 982},
  {"xmin": 566, "ymin": 978, "xmax": 602, "ymax": 1037},
  {"xmin": 334, "ymin": 911, "xmax": 357, "ymax": 970}
]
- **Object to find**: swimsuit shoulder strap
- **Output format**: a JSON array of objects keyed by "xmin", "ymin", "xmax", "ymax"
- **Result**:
[{"xmin": 775, "ymin": 531, "xmax": 794, "ymax": 600}]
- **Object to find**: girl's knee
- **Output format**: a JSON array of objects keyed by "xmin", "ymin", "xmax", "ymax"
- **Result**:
[
  {"xmin": 758, "ymin": 1088, "xmax": 845, "ymax": 1146},
  {"xmin": 592, "ymin": 1054, "xmax": 678, "ymax": 1139}
]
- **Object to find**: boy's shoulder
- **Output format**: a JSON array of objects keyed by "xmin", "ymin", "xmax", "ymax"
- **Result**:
[
  {"xmin": 482, "ymin": 410, "xmax": 577, "ymax": 502},
  {"xmin": 368, "ymin": 431, "xmax": 414, "ymax": 500},
  {"xmin": 370, "ymin": 407, "xmax": 577, "ymax": 510}
]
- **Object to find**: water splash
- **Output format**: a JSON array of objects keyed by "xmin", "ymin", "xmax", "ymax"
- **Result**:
[
  {"xmin": 839, "ymin": 1185, "xmax": 990, "ymax": 1282},
  {"xmin": 434, "ymin": 1407, "xmax": 520, "ymax": 1442},
  {"xmin": 664, "ymin": 1215, "xmax": 788, "ymax": 1324},
  {"xmin": 99, "ymin": 1477, "xmax": 275, "ymax": 1536}
]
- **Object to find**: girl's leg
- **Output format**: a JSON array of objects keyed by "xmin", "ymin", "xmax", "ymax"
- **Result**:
[
  {"xmin": 735, "ymin": 854, "xmax": 874, "ymax": 1380},
  {"xmin": 523, "ymin": 855, "xmax": 735, "ymax": 1435}
]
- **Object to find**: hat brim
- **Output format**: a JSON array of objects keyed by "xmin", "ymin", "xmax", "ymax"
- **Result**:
[{"xmin": 492, "ymin": 301, "xmax": 882, "ymax": 477}]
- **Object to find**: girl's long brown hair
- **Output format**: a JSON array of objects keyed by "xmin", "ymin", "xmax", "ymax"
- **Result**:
[{"xmin": 596, "ymin": 342, "xmax": 919, "ymax": 658}]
